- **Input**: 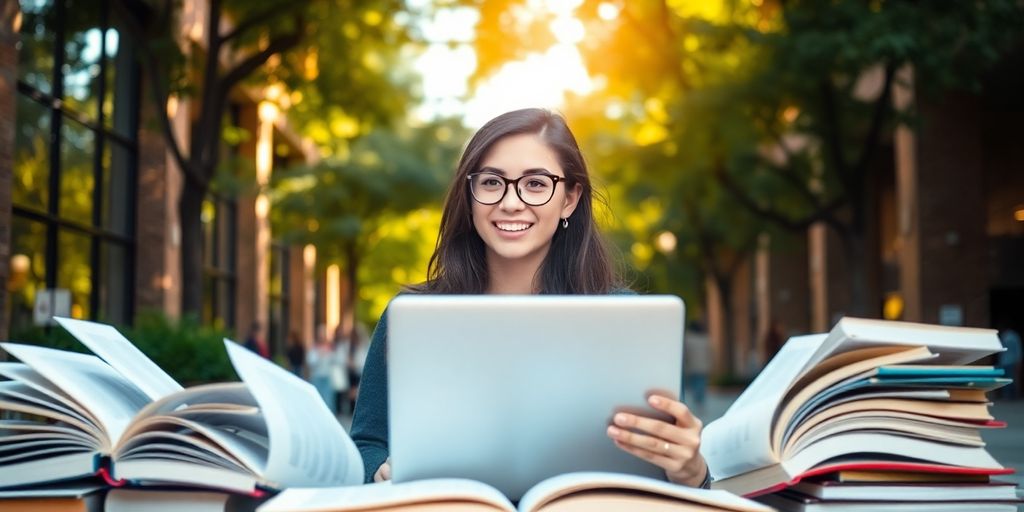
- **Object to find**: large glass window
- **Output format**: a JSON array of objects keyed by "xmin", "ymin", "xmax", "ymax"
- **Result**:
[
  {"xmin": 8, "ymin": 0, "xmax": 139, "ymax": 335},
  {"xmin": 201, "ymin": 197, "xmax": 237, "ymax": 330}
]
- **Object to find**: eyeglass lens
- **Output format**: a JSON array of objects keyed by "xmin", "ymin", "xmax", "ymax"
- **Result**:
[{"xmin": 469, "ymin": 173, "xmax": 557, "ymax": 206}]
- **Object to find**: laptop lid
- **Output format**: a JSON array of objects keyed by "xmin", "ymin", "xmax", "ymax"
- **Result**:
[{"xmin": 388, "ymin": 295, "xmax": 685, "ymax": 500}]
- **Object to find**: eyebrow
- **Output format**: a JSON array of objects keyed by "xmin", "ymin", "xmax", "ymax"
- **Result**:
[{"xmin": 478, "ymin": 166, "xmax": 557, "ymax": 176}]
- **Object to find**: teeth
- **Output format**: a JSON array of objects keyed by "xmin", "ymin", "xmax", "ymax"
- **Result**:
[{"xmin": 496, "ymin": 222, "xmax": 531, "ymax": 232}]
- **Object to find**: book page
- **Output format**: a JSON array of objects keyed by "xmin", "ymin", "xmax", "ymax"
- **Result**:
[
  {"xmin": 225, "ymin": 340, "xmax": 363, "ymax": 488},
  {"xmin": 807, "ymin": 318, "xmax": 1003, "ymax": 369},
  {"xmin": 701, "ymin": 334, "xmax": 823, "ymax": 480},
  {"xmin": 259, "ymin": 480, "xmax": 514, "ymax": 512},
  {"xmin": 518, "ymin": 472, "xmax": 772, "ymax": 512},
  {"xmin": 1, "ymin": 343, "xmax": 150, "ymax": 447},
  {"xmin": 724, "ymin": 334, "xmax": 825, "ymax": 414},
  {"xmin": 54, "ymin": 317, "xmax": 183, "ymax": 401}
]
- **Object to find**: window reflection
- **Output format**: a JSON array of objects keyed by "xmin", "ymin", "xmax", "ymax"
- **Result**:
[
  {"xmin": 57, "ymin": 230, "xmax": 91, "ymax": 319},
  {"xmin": 13, "ymin": 94, "xmax": 51, "ymax": 210},
  {"xmin": 61, "ymin": 0, "xmax": 103, "ymax": 118},
  {"xmin": 18, "ymin": 0, "xmax": 56, "ymax": 96},
  {"xmin": 99, "ymin": 241, "xmax": 128, "ymax": 324},
  {"xmin": 59, "ymin": 117, "xmax": 95, "ymax": 222},
  {"xmin": 103, "ymin": 140, "xmax": 133, "ymax": 235},
  {"xmin": 11, "ymin": 0, "xmax": 139, "ymax": 333},
  {"xmin": 7, "ymin": 217, "xmax": 47, "ymax": 335}
]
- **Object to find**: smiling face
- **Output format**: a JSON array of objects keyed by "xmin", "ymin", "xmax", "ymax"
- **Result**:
[{"xmin": 471, "ymin": 133, "xmax": 581, "ymax": 273}]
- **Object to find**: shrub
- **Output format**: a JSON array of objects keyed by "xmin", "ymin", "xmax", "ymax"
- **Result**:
[{"xmin": 7, "ymin": 312, "xmax": 238, "ymax": 386}]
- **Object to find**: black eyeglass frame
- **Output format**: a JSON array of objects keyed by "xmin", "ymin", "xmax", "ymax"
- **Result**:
[{"xmin": 466, "ymin": 172, "xmax": 568, "ymax": 207}]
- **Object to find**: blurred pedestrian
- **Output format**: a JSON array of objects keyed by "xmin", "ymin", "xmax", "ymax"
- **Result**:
[
  {"xmin": 243, "ymin": 322, "xmax": 269, "ymax": 359},
  {"xmin": 347, "ymin": 323, "xmax": 370, "ymax": 414},
  {"xmin": 684, "ymin": 320, "xmax": 711, "ymax": 411},
  {"xmin": 286, "ymin": 331, "xmax": 306, "ymax": 377},
  {"xmin": 331, "ymin": 327, "xmax": 351, "ymax": 415},
  {"xmin": 997, "ymin": 327, "xmax": 1022, "ymax": 400},
  {"xmin": 307, "ymin": 325, "xmax": 338, "ymax": 414}
]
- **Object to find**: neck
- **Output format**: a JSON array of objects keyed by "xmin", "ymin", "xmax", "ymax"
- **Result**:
[{"xmin": 486, "ymin": 250, "xmax": 548, "ymax": 295}]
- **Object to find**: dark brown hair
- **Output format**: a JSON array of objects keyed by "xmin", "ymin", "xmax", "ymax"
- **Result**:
[{"xmin": 409, "ymin": 108, "xmax": 619, "ymax": 294}]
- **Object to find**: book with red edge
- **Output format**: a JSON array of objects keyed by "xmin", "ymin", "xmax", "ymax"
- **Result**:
[
  {"xmin": 755, "ymin": 488, "xmax": 1022, "ymax": 512},
  {"xmin": 701, "ymin": 317, "xmax": 1013, "ymax": 497},
  {"xmin": 0, "ymin": 318, "xmax": 363, "ymax": 495}
]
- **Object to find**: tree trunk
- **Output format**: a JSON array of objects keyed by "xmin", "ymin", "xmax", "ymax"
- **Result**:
[
  {"xmin": 714, "ymin": 274, "xmax": 737, "ymax": 377},
  {"xmin": 180, "ymin": 176, "xmax": 207, "ymax": 318},
  {"xmin": 841, "ymin": 230, "xmax": 870, "ymax": 317}
]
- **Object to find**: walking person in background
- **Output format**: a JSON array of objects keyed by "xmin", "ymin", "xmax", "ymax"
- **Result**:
[
  {"xmin": 286, "ymin": 331, "xmax": 306, "ymax": 377},
  {"xmin": 307, "ymin": 325, "xmax": 338, "ymax": 414},
  {"xmin": 243, "ymin": 322, "xmax": 269, "ymax": 359},
  {"xmin": 997, "ymin": 326, "xmax": 1022, "ymax": 400},
  {"xmin": 684, "ymin": 320, "xmax": 711, "ymax": 412},
  {"xmin": 331, "ymin": 327, "xmax": 351, "ymax": 415},
  {"xmin": 347, "ymin": 323, "xmax": 370, "ymax": 414}
]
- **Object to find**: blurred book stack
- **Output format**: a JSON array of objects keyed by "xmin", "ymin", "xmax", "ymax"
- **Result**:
[{"xmin": 702, "ymin": 317, "xmax": 1022, "ymax": 512}]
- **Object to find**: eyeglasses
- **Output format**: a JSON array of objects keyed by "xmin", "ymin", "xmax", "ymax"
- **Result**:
[{"xmin": 467, "ymin": 172, "xmax": 567, "ymax": 207}]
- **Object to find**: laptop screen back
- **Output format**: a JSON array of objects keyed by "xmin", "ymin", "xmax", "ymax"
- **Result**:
[{"xmin": 387, "ymin": 295, "xmax": 685, "ymax": 500}]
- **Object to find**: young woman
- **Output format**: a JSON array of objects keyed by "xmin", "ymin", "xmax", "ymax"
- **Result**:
[{"xmin": 350, "ymin": 108, "xmax": 709, "ymax": 488}]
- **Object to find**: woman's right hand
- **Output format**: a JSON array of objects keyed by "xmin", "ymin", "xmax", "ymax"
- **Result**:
[{"xmin": 373, "ymin": 458, "xmax": 392, "ymax": 482}]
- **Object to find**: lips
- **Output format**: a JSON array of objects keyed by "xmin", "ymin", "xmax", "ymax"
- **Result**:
[{"xmin": 494, "ymin": 221, "xmax": 533, "ymax": 232}]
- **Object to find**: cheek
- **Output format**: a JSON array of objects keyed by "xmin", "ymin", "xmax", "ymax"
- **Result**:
[{"xmin": 471, "ymin": 203, "xmax": 488, "ymax": 232}]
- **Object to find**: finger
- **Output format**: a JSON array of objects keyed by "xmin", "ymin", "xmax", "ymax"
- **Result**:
[
  {"xmin": 612, "ymin": 411, "xmax": 694, "ymax": 446},
  {"xmin": 649, "ymin": 395, "xmax": 703, "ymax": 430},
  {"xmin": 612, "ymin": 438, "xmax": 698, "ymax": 476},
  {"xmin": 608, "ymin": 424, "xmax": 688, "ymax": 457},
  {"xmin": 374, "ymin": 462, "xmax": 392, "ymax": 482}
]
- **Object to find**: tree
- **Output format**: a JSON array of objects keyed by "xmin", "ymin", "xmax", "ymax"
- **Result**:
[
  {"xmin": 473, "ymin": 0, "xmax": 1024, "ymax": 319},
  {"xmin": 271, "ymin": 119, "xmax": 467, "ymax": 341},
  {"xmin": 707, "ymin": 0, "xmax": 1024, "ymax": 316},
  {"xmin": 114, "ymin": 0, "xmax": 414, "ymax": 317}
]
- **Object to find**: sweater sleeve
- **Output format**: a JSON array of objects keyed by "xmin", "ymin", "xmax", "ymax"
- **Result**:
[{"xmin": 350, "ymin": 307, "xmax": 390, "ymax": 483}]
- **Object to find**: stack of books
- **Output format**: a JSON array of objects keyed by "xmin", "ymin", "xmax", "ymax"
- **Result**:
[
  {"xmin": 0, "ymin": 317, "xmax": 363, "ymax": 511},
  {"xmin": 702, "ymin": 317, "xmax": 1021, "ymax": 511}
]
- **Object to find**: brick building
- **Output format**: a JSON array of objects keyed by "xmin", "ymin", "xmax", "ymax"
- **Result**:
[
  {"xmin": 712, "ymin": 53, "xmax": 1024, "ymax": 376},
  {"xmin": 0, "ymin": 0, "xmax": 321, "ymax": 352}
]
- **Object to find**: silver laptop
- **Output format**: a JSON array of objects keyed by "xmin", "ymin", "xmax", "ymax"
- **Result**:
[{"xmin": 387, "ymin": 295, "xmax": 685, "ymax": 500}]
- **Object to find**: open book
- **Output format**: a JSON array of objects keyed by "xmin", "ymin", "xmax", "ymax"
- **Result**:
[
  {"xmin": 0, "ymin": 318, "xmax": 363, "ymax": 494},
  {"xmin": 258, "ymin": 472, "xmax": 774, "ymax": 512},
  {"xmin": 701, "ymin": 318, "xmax": 1011, "ymax": 497}
]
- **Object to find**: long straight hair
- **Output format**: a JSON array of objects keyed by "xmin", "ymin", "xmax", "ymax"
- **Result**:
[{"xmin": 410, "ymin": 108, "xmax": 619, "ymax": 294}]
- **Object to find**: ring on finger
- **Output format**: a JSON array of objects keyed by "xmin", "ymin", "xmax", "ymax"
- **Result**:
[{"xmin": 662, "ymin": 442, "xmax": 670, "ymax": 453}]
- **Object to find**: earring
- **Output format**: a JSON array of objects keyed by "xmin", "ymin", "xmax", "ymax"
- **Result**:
[{"xmin": 561, "ymin": 218, "xmax": 569, "ymax": 229}]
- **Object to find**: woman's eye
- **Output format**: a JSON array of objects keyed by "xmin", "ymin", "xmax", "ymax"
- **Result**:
[
  {"xmin": 481, "ymin": 178, "xmax": 502, "ymax": 187},
  {"xmin": 526, "ymin": 179, "xmax": 550, "ymax": 189}
]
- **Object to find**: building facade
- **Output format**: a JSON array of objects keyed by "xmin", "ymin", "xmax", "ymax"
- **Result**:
[
  {"xmin": 1, "ymin": 0, "xmax": 320, "ymax": 353},
  {"xmin": 713, "ymin": 52, "xmax": 1024, "ymax": 376}
]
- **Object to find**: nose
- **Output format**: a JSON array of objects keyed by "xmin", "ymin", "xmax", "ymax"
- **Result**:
[{"xmin": 498, "ymin": 182, "xmax": 526, "ymax": 211}]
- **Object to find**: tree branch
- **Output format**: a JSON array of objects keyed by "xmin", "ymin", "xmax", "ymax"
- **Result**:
[
  {"xmin": 819, "ymin": 79, "xmax": 851, "ymax": 185},
  {"xmin": 111, "ymin": 0, "xmax": 201, "ymax": 186},
  {"xmin": 715, "ymin": 162, "xmax": 846, "ymax": 232},
  {"xmin": 220, "ymin": 18, "xmax": 305, "ymax": 95},
  {"xmin": 762, "ymin": 129, "xmax": 828, "ymax": 209},
  {"xmin": 221, "ymin": 0, "xmax": 302, "ymax": 44},
  {"xmin": 852, "ymin": 62, "xmax": 896, "ymax": 175}
]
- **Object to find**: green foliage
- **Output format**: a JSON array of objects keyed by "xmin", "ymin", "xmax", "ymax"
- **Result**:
[
  {"xmin": 9, "ymin": 312, "xmax": 238, "ymax": 386},
  {"xmin": 471, "ymin": 0, "xmax": 1024, "ymax": 317},
  {"xmin": 271, "ymin": 119, "xmax": 469, "ymax": 334}
]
